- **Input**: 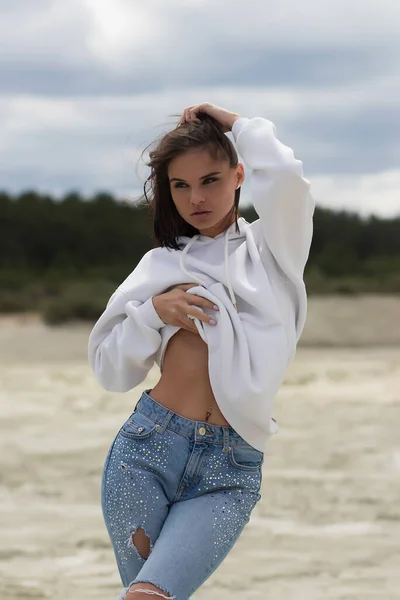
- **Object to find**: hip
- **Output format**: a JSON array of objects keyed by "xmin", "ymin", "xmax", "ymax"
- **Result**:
[{"xmin": 102, "ymin": 388, "xmax": 265, "ymax": 506}]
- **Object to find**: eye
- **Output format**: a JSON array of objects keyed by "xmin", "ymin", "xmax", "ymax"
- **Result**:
[{"xmin": 173, "ymin": 178, "xmax": 218, "ymax": 189}]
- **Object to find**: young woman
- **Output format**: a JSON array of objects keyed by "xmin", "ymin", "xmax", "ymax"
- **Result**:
[{"xmin": 88, "ymin": 103, "xmax": 315, "ymax": 599}]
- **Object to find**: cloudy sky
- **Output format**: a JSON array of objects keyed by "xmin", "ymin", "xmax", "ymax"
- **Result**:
[{"xmin": 1, "ymin": 0, "xmax": 399, "ymax": 217}]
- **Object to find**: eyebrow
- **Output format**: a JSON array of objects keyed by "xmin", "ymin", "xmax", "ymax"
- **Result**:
[{"xmin": 169, "ymin": 171, "xmax": 222, "ymax": 183}]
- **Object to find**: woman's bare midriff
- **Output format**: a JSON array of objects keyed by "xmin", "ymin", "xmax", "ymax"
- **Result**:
[{"xmin": 148, "ymin": 328, "xmax": 231, "ymax": 427}]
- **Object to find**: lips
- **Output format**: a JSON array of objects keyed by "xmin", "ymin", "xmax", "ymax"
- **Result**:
[{"xmin": 192, "ymin": 211, "xmax": 210, "ymax": 215}]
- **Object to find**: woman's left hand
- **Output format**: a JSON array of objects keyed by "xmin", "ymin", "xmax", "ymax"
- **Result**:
[{"xmin": 179, "ymin": 103, "xmax": 241, "ymax": 133}]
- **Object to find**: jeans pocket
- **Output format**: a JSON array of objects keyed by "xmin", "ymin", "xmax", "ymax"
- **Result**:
[
  {"xmin": 228, "ymin": 443, "xmax": 264, "ymax": 471},
  {"xmin": 119, "ymin": 410, "xmax": 159, "ymax": 440}
]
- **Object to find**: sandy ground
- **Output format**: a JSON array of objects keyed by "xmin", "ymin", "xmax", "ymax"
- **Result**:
[{"xmin": 0, "ymin": 296, "xmax": 399, "ymax": 599}]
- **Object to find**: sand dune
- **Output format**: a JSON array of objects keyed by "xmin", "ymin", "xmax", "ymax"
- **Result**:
[{"xmin": 0, "ymin": 297, "xmax": 399, "ymax": 599}]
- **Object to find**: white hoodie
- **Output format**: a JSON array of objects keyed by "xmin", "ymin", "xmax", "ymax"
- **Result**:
[{"xmin": 88, "ymin": 116, "xmax": 315, "ymax": 452}]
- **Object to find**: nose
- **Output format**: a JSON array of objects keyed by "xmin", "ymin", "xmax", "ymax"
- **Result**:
[
  {"xmin": 190, "ymin": 197, "xmax": 206, "ymax": 211},
  {"xmin": 190, "ymin": 187, "xmax": 206, "ymax": 203},
  {"xmin": 190, "ymin": 185, "xmax": 205, "ymax": 202}
]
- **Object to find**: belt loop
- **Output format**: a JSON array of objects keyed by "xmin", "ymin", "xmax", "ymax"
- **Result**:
[
  {"xmin": 222, "ymin": 428, "xmax": 231, "ymax": 452},
  {"xmin": 156, "ymin": 409, "xmax": 174, "ymax": 434}
]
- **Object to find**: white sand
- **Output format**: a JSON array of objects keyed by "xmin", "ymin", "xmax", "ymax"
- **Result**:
[{"xmin": 0, "ymin": 296, "xmax": 399, "ymax": 599}]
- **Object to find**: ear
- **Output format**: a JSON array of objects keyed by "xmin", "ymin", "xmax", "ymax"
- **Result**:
[{"xmin": 236, "ymin": 163, "xmax": 245, "ymax": 188}]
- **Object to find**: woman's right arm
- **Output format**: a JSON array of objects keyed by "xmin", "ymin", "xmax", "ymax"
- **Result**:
[{"xmin": 88, "ymin": 289, "xmax": 167, "ymax": 393}]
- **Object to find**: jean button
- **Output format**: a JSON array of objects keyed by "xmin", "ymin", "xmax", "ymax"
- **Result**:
[
  {"xmin": 198, "ymin": 427, "xmax": 206, "ymax": 436},
  {"xmin": 138, "ymin": 427, "xmax": 144, "ymax": 432}
]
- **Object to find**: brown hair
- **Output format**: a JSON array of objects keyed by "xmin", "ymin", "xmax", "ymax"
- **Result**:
[{"xmin": 136, "ymin": 113, "xmax": 241, "ymax": 250}]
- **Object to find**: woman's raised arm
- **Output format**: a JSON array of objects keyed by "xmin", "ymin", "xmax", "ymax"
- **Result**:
[{"xmin": 232, "ymin": 116, "xmax": 315, "ymax": 285}]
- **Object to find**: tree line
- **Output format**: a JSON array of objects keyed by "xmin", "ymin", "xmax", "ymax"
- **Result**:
[{"xmin": 0, "ymin": 190, "xmax": 399, "ymax": 322}]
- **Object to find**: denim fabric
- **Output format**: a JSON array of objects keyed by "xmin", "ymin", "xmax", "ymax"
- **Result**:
[{"xmin": 101, "ymin": 388, "xmax": 264, "ymax": 599}]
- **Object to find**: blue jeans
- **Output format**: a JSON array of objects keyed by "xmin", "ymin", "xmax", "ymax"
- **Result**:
[{"xmin": 101, "ymin": 388, "xmax": 264, "ymax": 599}]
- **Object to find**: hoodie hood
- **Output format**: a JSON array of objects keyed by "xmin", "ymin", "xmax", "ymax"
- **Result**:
[{"xmin": 176, "ymin": 216, "xmax": 248, "ymax": 313}]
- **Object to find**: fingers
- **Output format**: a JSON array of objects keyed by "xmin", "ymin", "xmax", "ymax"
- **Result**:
[
  {"xmin": 175, "ymin": 287, "xmax": 219, "ymax": 313},
  {"xmin": 176, "ymin": 283, "xmax": 197, "ymax": 290},
  {"xmin": 186, "ymin": 111, "xmax": 200, "ymax": 124},
  {"xmin": 179, "ymin": 106, "xmax": 202, "ymax": 125},
  {"xmin": 173, "ymin": 285, "xmax": 219, "ymax": 328},
  {"xmin": 187, "ymin": 305, "xmax": 217, "ymax": 326},
  {"xmin": 185, "ymin": 293, "xmax": 218, "ymax": 311}
]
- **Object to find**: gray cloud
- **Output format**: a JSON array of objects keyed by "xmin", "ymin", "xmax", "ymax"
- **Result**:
[
  {"xmin": 0, "ymin": 0, "xmax": 398, "ymax": 96},
  {"xmin": 0, "ymin": 42, "xmax": 394, "ymax": 96},
  {"xmin": 0, "ymin": 0, "xmax": 399, "ymax": 216},
  {"xmin": 292, "ymin": 106, "xmax": 400, "ymax": 174}
]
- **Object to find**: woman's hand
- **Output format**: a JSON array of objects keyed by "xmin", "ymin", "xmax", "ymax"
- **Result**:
[
  {"xmin": 152, "ymin": 283, "xmax": 219, "ymax": 335},
  {"xmin": 178, "ymin": 103, "xmax": 241, "ymax": 133}
]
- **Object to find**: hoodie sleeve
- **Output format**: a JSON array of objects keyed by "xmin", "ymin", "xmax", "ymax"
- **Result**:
[
  {"xmin": 231, "ymin": 117, "xmax": 315, "ymax": 284},
  {"xmin": 88, "ymin": 285, "xmax": 167, "ymax": 393}
]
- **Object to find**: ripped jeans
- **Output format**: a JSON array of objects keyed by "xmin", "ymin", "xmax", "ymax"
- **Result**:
[{"xmin": 101, "ymin": 388, "xmax": 264, "ymax": 599}]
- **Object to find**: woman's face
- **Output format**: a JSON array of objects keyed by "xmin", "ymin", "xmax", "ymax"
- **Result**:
[{"xmin": 168, "ymin": 148, "xmax": 245, "ymax": 238}]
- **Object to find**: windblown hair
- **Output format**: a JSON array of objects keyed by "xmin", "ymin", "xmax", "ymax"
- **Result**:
[{"xmin": 137, "ymin": 113, "xmax": 241, "ymax": 250}]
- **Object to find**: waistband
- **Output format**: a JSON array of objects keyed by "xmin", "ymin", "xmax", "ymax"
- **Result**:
[{"xmin": 135, "ymin": 388, "xmax": 248, "ymax": 450}]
